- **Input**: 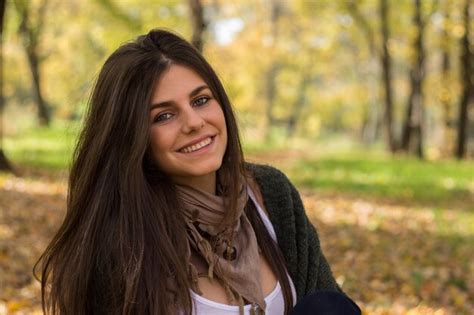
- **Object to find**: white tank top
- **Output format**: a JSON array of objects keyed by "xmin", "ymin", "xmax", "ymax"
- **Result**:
[{"xmin": 190, "ymin": 186, "xmax": 297, "ymax": 315}]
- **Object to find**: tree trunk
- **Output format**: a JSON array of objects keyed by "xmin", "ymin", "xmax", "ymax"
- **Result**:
[
  {"xmin": 440, "ymin": 1, "xmax": 454, "ymax": 157},
  {"xmin": 264, "ymin": 0, "xmax": 283, "ymax": 140},
  {"xmin": 287, "ymin": 75, "xmax": 309, "ymax": 137},
  {"xmin": 25, "ymin": 45, "xmax": 50, "ymax": 126},
  {"xmin": 188, "ymin": 0, "xmax": 206, "ymax": 53},
  {"xmin": 380, "ymin": 0, "xmax": 396, "ymax": 152},
  {"xmin": 401, "ymin": 0, "xmax": 426, "ymax": 158},
  {"xmin": 265, "ymin": 63, "xmax": 280, "ymax": 127},
  {"xmin": 16, "ymin": 0, "xmax": 50, "ymax": 126},
  {"xmin": 456, "ymin": 0, "xmax": 473, "ymax": 159},
  {"xmin": 0, "ymin": 0, "xmax": 13, "ymax": 172},
  {"xmin": 346, "ymin": 1, "xmax": 380, "ymax": 145}
]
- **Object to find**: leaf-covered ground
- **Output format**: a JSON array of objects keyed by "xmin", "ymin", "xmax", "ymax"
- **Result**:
[
  {"xmin": 0, "ymin": 166, "xmax": 473, "ymax": 314},
  {"xmin": 0, "ymin": 169, "xmax": 67, "ymax": 315},
  {"xmin": 303, "ymin": 190, "xmax": 473, "ymax": 314}
]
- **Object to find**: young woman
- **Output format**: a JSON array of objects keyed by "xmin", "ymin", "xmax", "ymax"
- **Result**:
[{"xmin": 36, "ymin": 29, "xmax": 357, "ymax": 315}]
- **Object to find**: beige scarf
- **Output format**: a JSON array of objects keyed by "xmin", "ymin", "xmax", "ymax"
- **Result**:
[{"xmin": 176, "ymin": 178, "xmax": 266, "ymax": 314}]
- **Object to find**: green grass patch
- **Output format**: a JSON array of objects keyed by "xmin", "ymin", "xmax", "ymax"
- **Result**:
[
  {"xmin": 286, "ymin": 153, "xmax": 473, "ymax": 211},
  {"xmin": 3, "ymin": 122, "xmax": 79, "ymax": 170}
]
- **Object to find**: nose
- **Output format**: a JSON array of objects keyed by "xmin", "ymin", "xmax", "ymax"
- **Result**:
[{"xmin": 181, "ymin": 107, "xmax": 205, "ymax": 133}]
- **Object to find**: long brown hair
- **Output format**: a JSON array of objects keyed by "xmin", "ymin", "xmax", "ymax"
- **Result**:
[{"xmin": 35, "ymin": 29, "xmax": 292, "ymax": 314}]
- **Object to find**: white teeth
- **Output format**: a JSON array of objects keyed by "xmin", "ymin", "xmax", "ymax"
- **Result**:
[{"xmin": 181, "ymin": 137, "xmax": 212, "ymax": 153}]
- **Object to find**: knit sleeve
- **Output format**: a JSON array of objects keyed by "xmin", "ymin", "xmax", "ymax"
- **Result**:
[{"xmin": 287, "ymin": 178, "xmax": 343, "ymax": 296}]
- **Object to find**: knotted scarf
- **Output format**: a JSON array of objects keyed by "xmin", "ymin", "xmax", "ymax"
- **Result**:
[{"xmin": 175, "ymin": 178, "xmax": 266, "ymax": 314}]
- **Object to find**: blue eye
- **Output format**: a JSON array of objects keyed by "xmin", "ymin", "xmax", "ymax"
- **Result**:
[
  {"xmin": 193, "ymin": 96, "xmax": 210, "ymax": 107},
  {"xmin": 154, "ymin": 112, "xmax": 173, "ymax": 123}
]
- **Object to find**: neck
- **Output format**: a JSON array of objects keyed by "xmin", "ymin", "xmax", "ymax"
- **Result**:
[{"xmin": 172, "ymin": 172, "xmax": 217, "ymax": 195}]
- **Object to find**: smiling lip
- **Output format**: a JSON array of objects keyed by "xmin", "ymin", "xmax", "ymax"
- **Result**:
[{"xmin": 177, "ymin": 135, "xmax": 215, "ymax": 153}]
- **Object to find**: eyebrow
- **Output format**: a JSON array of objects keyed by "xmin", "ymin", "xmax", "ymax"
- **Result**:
[{"xmin": 150, "ymin": 85, "xmax": 210, "ymax": 110}]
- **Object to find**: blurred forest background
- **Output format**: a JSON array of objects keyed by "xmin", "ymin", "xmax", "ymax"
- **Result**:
[{"xmin": 0, "ymin": 0, "xmax": 473, "ymax": 314}]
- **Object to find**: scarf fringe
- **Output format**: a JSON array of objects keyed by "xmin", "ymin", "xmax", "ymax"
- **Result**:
[{"xmin": 197, "ymin": 238, "xmax": 215, "ymax": 280}]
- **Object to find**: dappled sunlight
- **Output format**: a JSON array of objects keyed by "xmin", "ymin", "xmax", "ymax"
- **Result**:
[
  {"xmin": 0, "ymin": 174, "xmax": 67, "ymax": 197},
  {"xmin": 302, "ymin": 191, "xmax": 473, "ymax": 237}
]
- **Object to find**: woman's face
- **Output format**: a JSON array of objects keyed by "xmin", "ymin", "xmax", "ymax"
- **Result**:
[{"xmin": 149, "ymin": 64, "xmax": 227, "ymax": 187}]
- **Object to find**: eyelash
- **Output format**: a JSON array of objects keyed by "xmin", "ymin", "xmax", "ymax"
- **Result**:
[{"xmin": 153, "ymin": 96, "xmax": 211, "ymax": 124}]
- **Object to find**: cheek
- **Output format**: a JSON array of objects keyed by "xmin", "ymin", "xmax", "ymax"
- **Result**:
[
  {"xmin": 211, "ymin": 105, "xmax": 226, "ymax": 129},
  {"xmin": 218, "ymin": 111, "xmax": 228, "ymax": 146},
  {"xmin": 149, "ymin": 129, "xmax": 172, "ymax": 161}
]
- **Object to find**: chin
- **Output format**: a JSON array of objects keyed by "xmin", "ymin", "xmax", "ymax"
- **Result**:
[
  {"xmin": 172, "ymin": 159, "xmax": 223, "ymax": 178},
  {"xmin": 193, "ymin": 160, "xmax": 223, "ymax": 176}
]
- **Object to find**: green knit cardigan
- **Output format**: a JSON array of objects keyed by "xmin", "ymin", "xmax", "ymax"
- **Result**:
[{"xmin": 247, "ymin": 163, "xmax": 342, "ymax": 301}]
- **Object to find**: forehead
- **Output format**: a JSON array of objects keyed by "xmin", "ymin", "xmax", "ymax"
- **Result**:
[{"xmin": 151, "ymin": 64, "xmax": 207, "ymax": 102}]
